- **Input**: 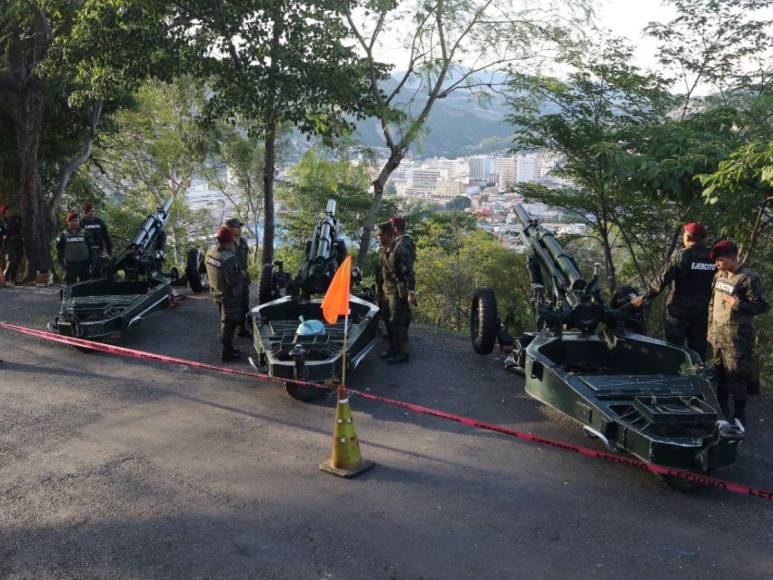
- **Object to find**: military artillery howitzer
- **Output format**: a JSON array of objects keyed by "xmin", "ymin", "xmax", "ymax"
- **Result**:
[
  {"xmin": 470, "ymin": 204, "xmax": 744, "ymax": 491},
  {"xmin": 249, "ymin": 199, "xmax": 380, "ymax": 401},
  {"xmin": 50, "ymin": 198, "xmax": 193, "ymax": 340}
]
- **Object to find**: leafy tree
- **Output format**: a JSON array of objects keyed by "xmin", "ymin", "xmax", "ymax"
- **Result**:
[
  {"xmin": 173, "ymin": 0, "xmax": 378, "ymax": 267},
  {"xmin": 346, "ymin": 0, "xmax": 592, "ymax": 265},
  {"xmin": 644, "ymin": 0, "xmax": 773, "ymax": 119},
  {"xmin": 700, "ymin": 139, "xmax": 773, "ymax": 261},
  {"xmin": 201, "ymin": 122, "xmax": 271, "ymax": 268},
  {"xmin": 90, "ymin": 78, "xmax": 208, "ymax": 264},
  {"xmin": 277, "ymin": 150, "xmax": 396, "ymax": 268},
  {"xmin": 0, "ymin": 0, "xmax": 173, "ymax": 277},
  {"xmin": 507, "ymin": 38, "xmax": 673, "ymax": 291},
  {"xmin": 415, "ymin": 213, "xmax": 532, "ymax": 333}
]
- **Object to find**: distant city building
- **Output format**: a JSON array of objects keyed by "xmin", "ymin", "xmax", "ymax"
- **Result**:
[
  {"xmin": 468, "ymin": 155, "xmax": 493, "ymax": 180},
  {"xmin": 494, "ymin": 155, "xmax": 518, "ymax": 188},
  {"xmin": 407, "ymin": 168, "xmax": 441, "ymax": 196}
]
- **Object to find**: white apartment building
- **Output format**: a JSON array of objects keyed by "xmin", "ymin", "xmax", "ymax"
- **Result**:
[{"xmin": 407, "ymin": 168, "xmax": 441, "ymax": 196}]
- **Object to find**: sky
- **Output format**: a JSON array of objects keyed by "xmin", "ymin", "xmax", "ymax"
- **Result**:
[{"xmin": 373, "ymin": 0, "xmax": 773, "ymax": 73}]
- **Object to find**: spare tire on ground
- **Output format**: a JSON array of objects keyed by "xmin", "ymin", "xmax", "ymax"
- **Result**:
[{"xmin": 470, "ymin": 286, "xmax": 498, "ymax": 355}]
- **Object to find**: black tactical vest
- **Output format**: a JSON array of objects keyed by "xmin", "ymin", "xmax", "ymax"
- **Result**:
[
  {"xmin": 81, "ymin": 217, "xmax": 107, "ymax": 250},
  {"xmin": 63, "ymin": 229, "xmax": 91, "ymax": 262},
  {"xmin": 674, "ymin": 245, "xmax": 716, "ymax": 299}
]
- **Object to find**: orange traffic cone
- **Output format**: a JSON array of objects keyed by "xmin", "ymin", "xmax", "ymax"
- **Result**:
[{"xmin": 319, "ymin": 386, "xmax": 374, "ymax": 478}]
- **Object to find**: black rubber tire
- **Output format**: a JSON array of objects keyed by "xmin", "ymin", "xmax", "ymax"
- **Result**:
[
  {"xmin": 285, "ymin": 382, "xmax": 327, "ymax": 402},
  {"xmin": 470, "ymin": 287, "xmax": 498, "ymax": 355},
  {"xmin": 258, "ymin": 263, "xmax": 275, "ymax": 305},
  {"xmin": 661, "ymin": 475, "xmax": 701, "ymax": 492},
  {"xmin": 186, "ymin": 248, "xmax": 207, "ymax": 293}
]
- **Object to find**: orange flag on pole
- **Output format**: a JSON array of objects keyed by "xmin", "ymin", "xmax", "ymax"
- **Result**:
[{"xmin": 321, "ymin": 255, "xmax": 352, "ymax": 324}]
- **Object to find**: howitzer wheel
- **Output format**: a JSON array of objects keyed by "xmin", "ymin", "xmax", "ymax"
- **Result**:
[
  {"xmin": 186, "ymin": 248, "xmax": 208, "ymax": 293},
  {"xmin": 470, "ymin": 287, "xmax": 498, "ymax": 355},
  {"xmin": 285, "ymin": 381, "xmax": 327, "ymax": 402},
  {"xmin": 258, "ymin": 263, "xmax": 275, "ymax": 305}
]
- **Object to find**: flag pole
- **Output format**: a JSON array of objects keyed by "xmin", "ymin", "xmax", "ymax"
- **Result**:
[{"xmin": 340, "ymin": 305, "xmax": 349, "ymax": 397}]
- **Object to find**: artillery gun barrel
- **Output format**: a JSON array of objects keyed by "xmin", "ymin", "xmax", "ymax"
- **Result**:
[
  {"xmin": 514, "ymin": 204, "xmax": 585, "ymax": 296},
  {"xmin": 130, "ymin": 198, "xmax": 173, "ymax": 251}
]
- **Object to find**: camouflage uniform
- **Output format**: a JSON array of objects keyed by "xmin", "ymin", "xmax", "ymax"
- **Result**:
[
  {"xmin": 644, "ymin": 244, "xmax": 716, "ymax": 359},
  {"xmin": 235, "ymin": 237, "xmax": 251, "ymax": 333},
  {"xmin": 1, "ymin": 214, "xmax": 23, "ymax": 284},
  {"xmin": 205, "ymin": 243, "xmax": 246, "ymax": 359},
  {"xmin": 56, "ymin": 228, "xmax": 93, "ymax": 285},
  {"xmin": 708, "ymin": 267, "xmax": 768, "ymax": 420},
  {"xmin": 380, "ymin": 234, "xmax": 416, "ymax": 358}
]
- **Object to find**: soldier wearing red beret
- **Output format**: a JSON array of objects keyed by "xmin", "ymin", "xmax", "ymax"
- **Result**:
[
  {"xmin": 204, "ymin": 226, "xmax": 246, "ymax": 362},
  {"xmin": 708, "ymin": 240, "xmax": 768, "ymax": 426},
  {"xmin": 55, "ymin": 212, "xmax": 93, "ymax": 285},
  {"xmin": 632, "ymin": 222, "xmax": 716, "ymax": 359},
  {"xmin": 80, "ymin": 202, "xmax": 113, "ymax": 276}
]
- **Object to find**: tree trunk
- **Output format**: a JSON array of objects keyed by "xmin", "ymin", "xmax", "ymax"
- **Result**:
[
  {"xmin": 261, "ymin": 122, "xmax": 276, "ymax": 266},
  {"xmin": 9, "ymin": 84, "xmax": 52, "ymax": 278},
  {"xmin": 599, "ymin": 227, "xmax": 616, "ymax": 292},
  {"xmin": 357, "ymin": 150, "xmax": 404, "ymax": 265}
]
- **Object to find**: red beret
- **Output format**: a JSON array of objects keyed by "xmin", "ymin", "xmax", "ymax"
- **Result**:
[
  {"xmin": 683, "ymin": 222, "xmax": 706, "ymax": 236},
  {"xmin": 710, "ymin": 239, "xmax": 738, "ymax": 260},
  {"xmin": 388, "ymin": 215, "xmax": 406, "ymax": 230},
  {"xmin": 66, "ymin": 212, "xmax": 79, "ymax": 223},
  {"xmin": 83, "ymin": 202, "xmax": 94, "ymax": 212},
  {"xmin": 216, "ymin": 226, "xmax": 234, "ymax": 243}
]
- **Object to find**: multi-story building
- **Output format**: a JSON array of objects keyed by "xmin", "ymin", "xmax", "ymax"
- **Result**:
[
  {"xmin": 468, "ymin": 155, "xmax": 493, "ymax": 180},
  {"xmin": 494, "ymin": 155, "xmax": 518, "ymax": 188}
]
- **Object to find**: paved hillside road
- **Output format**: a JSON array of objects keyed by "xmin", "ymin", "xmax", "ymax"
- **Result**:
[{"xmin": 1, "ymin": 286, "xmax": 772, "ymax": 579}]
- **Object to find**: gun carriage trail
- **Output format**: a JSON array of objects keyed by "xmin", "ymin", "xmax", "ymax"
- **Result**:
[{"xmin": 1, "ymin": 286, "xmax": 772, "ymax": 578}]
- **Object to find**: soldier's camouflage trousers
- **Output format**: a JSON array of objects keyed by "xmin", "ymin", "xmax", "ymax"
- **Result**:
[
  {"xmin": 712, "ymin": 325, "xmax": 756, "ymax": 418},
  {"xmin": 386, "ymin": 293, "xmax": 411, "ymax": 354},
  {"xmin": 665, "ymin": 313, "xmax": 708, "ymax": 360},
  {"xmin": 217, "ymin": 300, "xmax": 241, "ymax": 349}
]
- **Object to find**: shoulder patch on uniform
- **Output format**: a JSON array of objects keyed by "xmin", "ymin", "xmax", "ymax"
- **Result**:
[{"xmin": 206, "ymin": 256, "xmax": 223, "ymax": 268}]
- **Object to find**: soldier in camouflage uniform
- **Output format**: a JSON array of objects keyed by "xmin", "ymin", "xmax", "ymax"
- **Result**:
[
  {"xmin": 707, "ymin": 240, "xmax": 768, "ymax": 426},
  {"xmin": 56, "ymin": 212, "xmax": 93, "ymax": 285},
  {"xmin": 377, "ymin": 220, "xmax": 416, "ymax": 364},
  {"xmin": 205, "ymin": 226, "xmax": 246, "ymax": 362},
  {"xmin": 226, "ymin": 217, "xmax": 252, "ymax": 338},
  {"xmin": 375, "ymin": 222, "xmax": 394, "ymax": 358},
  {"xmin": 632, "ymin": 223, "xmax": 715, "ymax": 359}
]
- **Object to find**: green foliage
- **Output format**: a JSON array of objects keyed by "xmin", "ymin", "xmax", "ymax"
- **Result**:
[
  {"xmin": 277, "ymin": 150, "xmax": 396, "ymax": 254},
  {"xmin": 414, "ymin": 213, "xmax": 532, "ymax": 334}
]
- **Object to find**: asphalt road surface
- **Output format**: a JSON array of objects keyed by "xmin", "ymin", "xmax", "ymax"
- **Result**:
[{"xmin": 1, "ymin": 285, "xmax": 772, "ymax": 579}]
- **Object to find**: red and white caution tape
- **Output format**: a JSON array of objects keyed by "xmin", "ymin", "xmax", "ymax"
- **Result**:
[{"xmin": 1, "ymin": 320, "xmax": 772, "ymax": 503}]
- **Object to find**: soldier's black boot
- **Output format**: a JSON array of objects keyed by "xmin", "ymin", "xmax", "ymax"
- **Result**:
[
  {"xmin": 379, "ymin": 335, "xmax": 397, "ymax": 359},
  {"xmin": 386, "ymin": 342, "xmax": 409, "ymax": 365},
  {"xmin": 221, "ymin": 343, "xmax": 241, "ymax": 362},
  {"xmin": 733, "ymin": 398, "xmax": 747, "ymax": 427}
]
